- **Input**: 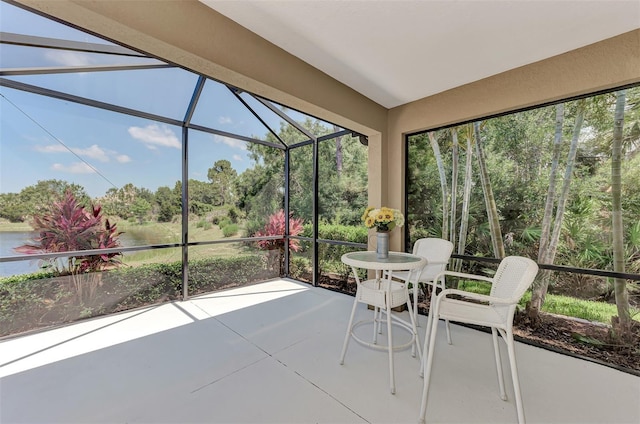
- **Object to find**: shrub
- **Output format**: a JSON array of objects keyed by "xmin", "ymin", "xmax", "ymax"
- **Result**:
[
  {"xmin": 227, "ymin": 206, "xmax": 240, "ymax": 223},
  {"xmin": 301, "ymin": 223, "xmax": 368, "ymax": 274},
  {"xmin": 222, "ymin": 223, "xmax": 238, "ymax": 237},
  {"xmin": 188, "ymin": 255, "xmax": 272, "ymax": 295},
  {"xmin": 0, "ymin": 254, "xmax": 275, "ymax": 337},
  {"xmin": 219, "ymin": 217, "xmax": 232, "ymax": 229},
  {"xmin": 14, "ymin": 191, "xmax": 123, "ymax": 305},
  {"xmin": 255, "ymin": 210, "xmax": 304, "ymax": 275},
  {"xmin": 289, "ymin": 256, "xmax": 311, "ymax": 280},
  {"xmin": 244, "ymin": 219, "xmax": 264, "ymax": 238}
]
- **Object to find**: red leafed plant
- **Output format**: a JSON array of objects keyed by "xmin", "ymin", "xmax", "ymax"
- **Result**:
[
  {"xmin": 15, "ymin": 190, "xmax": 123, "ymax": 304},
  {"xmin": 255, "ymin": 209, "xmax": 304, "ymax": 275}
]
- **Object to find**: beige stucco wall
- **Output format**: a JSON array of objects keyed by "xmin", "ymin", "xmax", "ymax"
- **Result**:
[{"xmin": 15, "ymin": 1, "xmax": 640, "ymax": 251}]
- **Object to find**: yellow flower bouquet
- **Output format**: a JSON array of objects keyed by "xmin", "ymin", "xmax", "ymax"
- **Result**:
[{"xmin": 362, "ymin": 206, "xmax": 405, "ymax": 232}]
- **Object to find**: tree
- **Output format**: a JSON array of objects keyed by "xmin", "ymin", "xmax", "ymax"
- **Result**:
[
  {"xmin": 0, "ymin": 180, "xmax": 89, "ymax": 222},
  {"xmin": 406, "ymin": 133, "xmax": 444, "ymax": 246},
  {"xmin": 333, "ymin": 125, "xmax": 344, "ymax": 177},
  {"xmin": 155, "ymin": 185, "xmax": 179, "ymax": 222},
  {"xmin": 235, "ymin": 156, "xmax": 283, "ymax": 234},
  {"xmin": 238, "ymin": 118, "xmax": 366, "ymax": 233},
  {"xmin": 473, "ymin": 122, "xmax": 504, "ymax": 258},
  {"xmin": 456, "ymin": 124, "xmax": 475, "ymax": 271},
  {"xmin": 101, "ymin": 183, "xmax": 150, "ymax": 219},
  {"xmin": 449, "ymin": 128, "xmax": 459, "ymax": 245},
  {"xmin": 208, "ymin": 159, "xmax": 237, "ymax": 206},
  {"xmin": 611, "ymin": 90, "xmax": 631, "ymax": 331},
  {"xmin": 131, "ymin": 198, "xmax": 152, "ymax": 224},
  {"xmin": 528, "ymin": 100, "xmax": 586, "ymax": 321},
  {"xmin": 428, "ymin": 132, "xmax": 449, "ymax": 240},
  {"xmin": 0, "ymin": 192, "xmax": 26, "ymax": 223},
  {"xmin": 528, "ymin": 104, "xmax": 565, "ymax": 320}
]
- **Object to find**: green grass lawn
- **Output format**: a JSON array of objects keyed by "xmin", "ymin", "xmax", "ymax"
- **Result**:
[
  {"xmin": 458, "ymin": 280, "xmax": 639, "ymax": 325},
  {"xmin": 117, "ymin": 220, "xmax": 249, "ymax": 267},
  {"xmin": 0, "ymin": 218, "xmax": 32, "ymax": 232}
]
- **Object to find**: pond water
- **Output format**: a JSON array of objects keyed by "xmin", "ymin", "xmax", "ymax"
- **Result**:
[{"xmin": 0, "ymin": 231, "xmax": 152, "ymax": 277}]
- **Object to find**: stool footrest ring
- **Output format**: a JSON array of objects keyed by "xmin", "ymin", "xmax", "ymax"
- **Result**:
[{"xmin": 350, "ymin": 318, "xmax": 416, "ymax": 351}]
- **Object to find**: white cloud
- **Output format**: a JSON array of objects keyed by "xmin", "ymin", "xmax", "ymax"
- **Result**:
[
  {"xmin": 51, "ymin": 162, "xmax": 96, "ymax": 174},
  {"xmin": 34, "ymin": 143, "xmax": 125, "ymax": 163},
  {"xmin": 74, "ymin": 144, "xmax": 109, "ymax": 162},
  {"xmin": 213, "ymin": 134, "xmax": 247, "ymax": 151},
  {"xmin": 45, "ymin": 50, "xmax": 93, "ymax": 67},
  {"xmin": 34, "ymin": 145, "xmax": 67, "ymax": 154},
  {"xmin": 128, "ymin": 124, "xmax": 181, "ymax": 150},
  {"xmin": 219, "ymin": 116, "xmax": 232, "ymax": 125},
  {"xmin": 232, "ymin": 154, "xmax": 243, "ymax": 161}
]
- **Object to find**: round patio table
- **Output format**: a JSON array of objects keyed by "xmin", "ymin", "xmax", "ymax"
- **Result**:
[{"xmin": 339, "ymin": 251, "xmax": 426, "ymax": 394}]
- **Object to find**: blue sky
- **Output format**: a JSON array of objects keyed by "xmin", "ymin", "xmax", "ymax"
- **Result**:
[{"xmin": 0, "ymin": 2, "xmax": 297, "ymax": 198}]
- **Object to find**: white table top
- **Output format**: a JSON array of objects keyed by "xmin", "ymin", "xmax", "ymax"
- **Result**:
[{"xmin": 341, "ymin": 251, "xmax": 426, "ymax": 271}]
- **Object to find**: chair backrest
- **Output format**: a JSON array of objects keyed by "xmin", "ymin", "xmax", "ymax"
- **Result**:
[
  {"xmin": 412, "ymin": 238, "xmax": 454, "ymax": 281},
  {"xmin": 490, "ymin": 256, "xmax": 539, "ymax": 320}
]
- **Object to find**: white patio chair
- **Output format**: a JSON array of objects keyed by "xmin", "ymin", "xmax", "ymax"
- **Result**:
[
  {"xmin": 418, "ymin": 256, "xmax": 539, "ymax": 424},
  {"xmin": 386, "ymin": 238, "xmax": 454, "ymax": 328}
]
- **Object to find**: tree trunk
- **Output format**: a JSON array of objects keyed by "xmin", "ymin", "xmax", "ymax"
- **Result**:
[
  {"xmin": 528, "ymin": 104, "xmax": 564, "ymax": 320},
  {"xmin": 333, "ymin": 125, "xmax": 343, "ymax": 177},
  {"xmin": 528, "ymin": 100, "xmax": 586, "ymax": 320},
  {"xmin": 450, "ymin": 129, "xmax": 459, "ymax": 245},
  {"xmin": 473, "ymin": 122, "xmax": 504, "ymax": 259},
  {"xmin": 456, "ymin": 125, "xmax": 474, "ymax": 272},
  {"xmin": 611, "ymin": 90, "xmax": 631, "ymax": 329},
  {"xmin": 545, "ymin": 100, "xmax": 585, "ymax": 265},
  {"xmin": 428, "ymin": 132, "xmax": 449, "ymax": 239}
]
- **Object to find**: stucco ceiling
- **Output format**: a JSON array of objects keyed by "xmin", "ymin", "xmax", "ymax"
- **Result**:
[{"xmin": 200, "ymin": 0, "xmax": 640, "ymax": 109}]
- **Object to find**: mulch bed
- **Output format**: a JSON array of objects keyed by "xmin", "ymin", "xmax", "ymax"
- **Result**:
[{"xmin": 511, "ymin": 312, "xmax": 640, "ymax": 375}]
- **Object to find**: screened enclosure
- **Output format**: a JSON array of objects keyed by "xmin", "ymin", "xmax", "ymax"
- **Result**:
[
  {"xmin": 1, "ymin": 0, "xmax": 638, "ymax": 347},
  {"xmin": 0, "ymin": 1, "xmax": 368, "ymax": 337}
]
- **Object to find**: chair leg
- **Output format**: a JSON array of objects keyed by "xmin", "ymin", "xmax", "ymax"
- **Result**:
[
  {"xmin": 414, "ymin": 283, "xmax": 420, "ymax": 327},
  {"xmin": 419, "ymin": 310, "xmax": 431, "ymax": 377},
  {"xmin": 386, "ymin": 305, "xmax": 396, "ymax": 394},
  {"xmin": 339, "ymin": 297, "xmax": 359, "ymax": 365},
  {"xmin": 406, "ymin": 291, "xmax": 421, "ymax": 360},
  {"xmin": 436, "ymin": 276, "xmax": 453, "ymax": 345},
  {"xmin": 505, "ymin": 328, "xmax": 526, "ymax": 424},
  {"xmin": 418, "ymin": 308, "xmax": 440, "ymax": 423},
  {"xmin": 491, "ymin": 328, "xmax": 507, "ymax": 400}
]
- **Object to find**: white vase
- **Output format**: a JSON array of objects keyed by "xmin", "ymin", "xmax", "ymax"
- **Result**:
[{"xmin": 376, "ymin": 231, "xmax": 390, "ymax": 259}]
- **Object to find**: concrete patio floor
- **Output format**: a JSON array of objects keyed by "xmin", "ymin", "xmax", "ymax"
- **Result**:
[{"xmin": 1, "ymin": 279, "xmax": 638, "ymax": 424}]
